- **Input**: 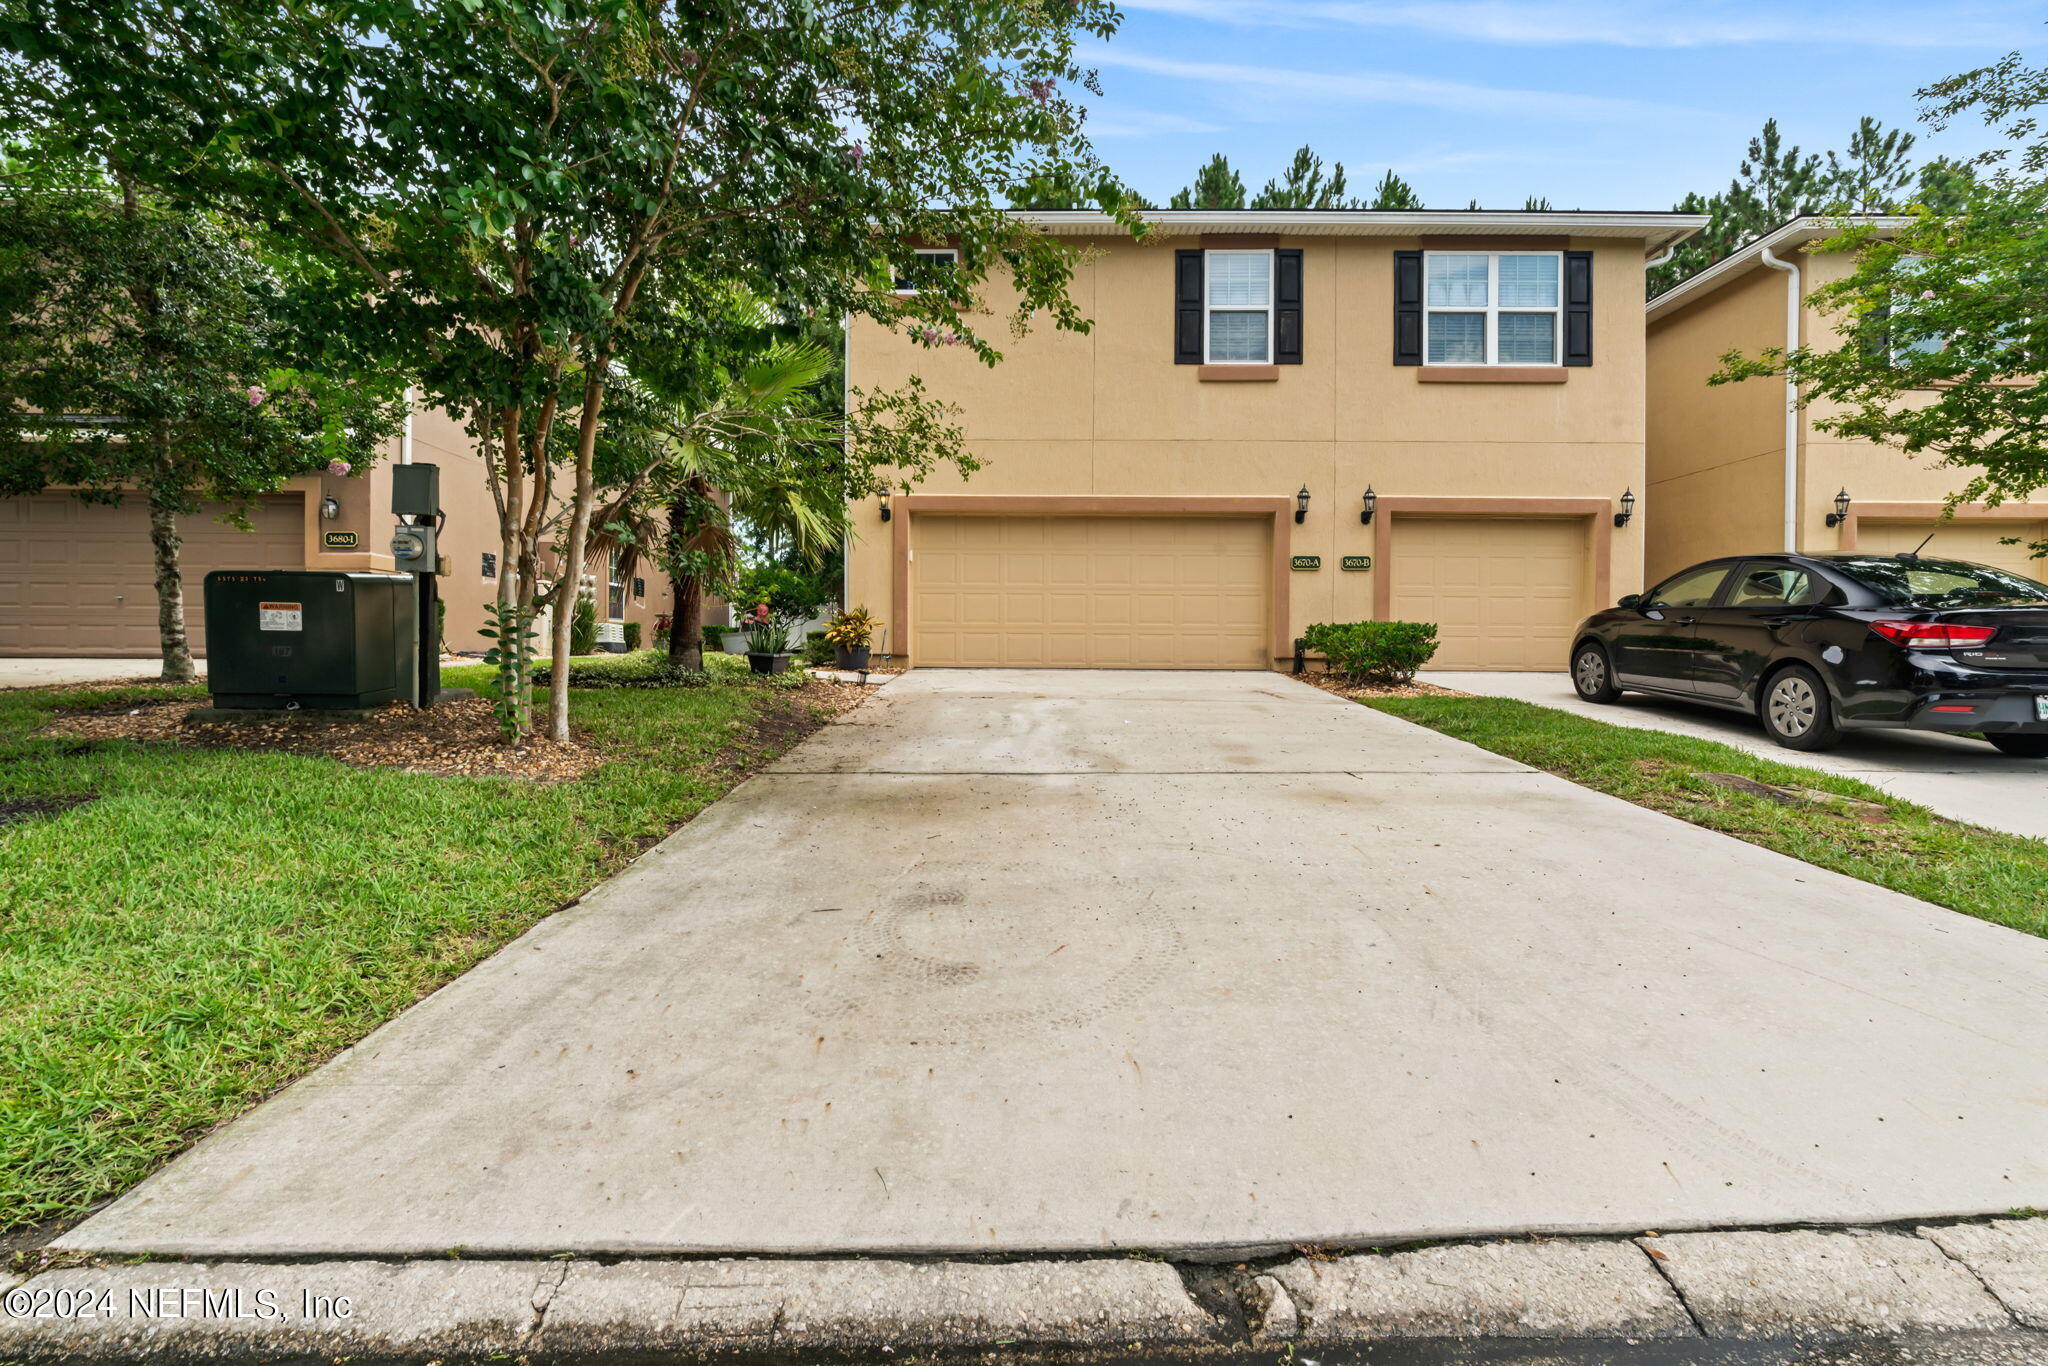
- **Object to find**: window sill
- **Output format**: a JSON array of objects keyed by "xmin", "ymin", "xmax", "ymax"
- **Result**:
[
  {"xmin": 1199, "ymin": 365, "xmax": 1279, "ymax": 382},
  {"xmin": 1417, "ymin": 367, "xmax": 1568, "ymax": 384}
]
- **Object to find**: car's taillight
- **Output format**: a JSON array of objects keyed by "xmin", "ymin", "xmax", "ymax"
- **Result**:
[{"xmin": 1869, "ymin": 620, "xmax": 2000, "ymax": 648}]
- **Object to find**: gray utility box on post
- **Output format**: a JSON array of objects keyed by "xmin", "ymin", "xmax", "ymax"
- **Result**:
[{"xmin": 203, "ymin": 570, "xmax": 418, "ymax": 710}]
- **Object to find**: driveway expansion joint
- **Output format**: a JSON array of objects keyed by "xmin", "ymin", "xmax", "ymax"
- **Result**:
[{"xmin": 8, "ymin": 1223, "xmax": 2047, "ymax": 1361}]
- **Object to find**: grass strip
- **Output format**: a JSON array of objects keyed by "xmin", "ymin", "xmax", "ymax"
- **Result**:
[{"xmin": 1367, "ymin": 695, "xmax": 2048, "ymax": 940}]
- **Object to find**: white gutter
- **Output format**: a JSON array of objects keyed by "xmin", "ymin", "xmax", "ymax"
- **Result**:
[
  {"xmin": 1758, "ymin": 245, "xmax": 1801, "ymax": 553},
  {"xmin": 1644, "ymin": 244, "xmax": 1676, "ymax": 270}
]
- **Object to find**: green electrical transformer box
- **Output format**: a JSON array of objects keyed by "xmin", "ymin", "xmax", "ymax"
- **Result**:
[{"xmin": 203, "ymin": 570, "xmax": 418, "ymax": 710}]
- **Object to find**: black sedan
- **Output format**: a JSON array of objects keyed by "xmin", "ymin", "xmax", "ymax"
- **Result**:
[{"xmin": 1568, "ymin": 552, "xmax": 2048, "ymax": 755}]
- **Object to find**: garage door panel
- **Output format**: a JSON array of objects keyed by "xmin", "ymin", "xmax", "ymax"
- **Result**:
[
  {"xmin": 1, "ymin": 494, "xmax": 304, "ymax": 657},
  {"xmin": 1857, "ymin": 521, "xmax": 2048, "ymax": 580},
  {"xmin": 1391, "ymin": 517, "xmax": 1588, "ymax": 672},
  {"xmin": 914, "ymin": 514, "xmax": 1270, "ymax": 669}
]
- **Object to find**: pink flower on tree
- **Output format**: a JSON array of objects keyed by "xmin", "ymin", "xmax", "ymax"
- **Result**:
[
  {"xmin": 751, "ymin": 603, "xmax": 770, "ymax": 622},
  {"xmin": 246, "ymin": 385, "xmax": 266, "ymax": 406},
  {"xmin": 327, "ymin": 459, "xmax": 352, "ymax": 477}
]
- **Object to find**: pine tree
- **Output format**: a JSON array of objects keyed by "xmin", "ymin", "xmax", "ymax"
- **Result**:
[
  {"xmin": 1169, "ymin": 153, "xmax": 1246, "ymax": 210},
  {"xmin": 1370, "ymin": 170, "xmax": 1423, "ymax": 210},
  {"xmin": 1523, "ymin": 195, "xmax": 1553, "ymax": 211},
  {"xmin": 1911, "ymin": 156, "xmax": 1976, "ymax": 214},
  {"xmin": 1250, "ymin": 145, "xmax": 1356, "ymax": 209},
  {"xmin": 1826, "ymin": 116, "xmax": 1916, "ymax": 212}
]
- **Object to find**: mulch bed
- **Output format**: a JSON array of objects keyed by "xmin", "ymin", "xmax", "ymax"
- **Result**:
[
  {"xmin": 41, "ymin": 696, "xmax": 602, "ymax": 782},
  {"xmin": 36, "ymin": 673, "xmax": 878, "ymax": 783},
  {"xmin": 1300, "ymin": 673, "xmax": 1467, "ymax": 701}
]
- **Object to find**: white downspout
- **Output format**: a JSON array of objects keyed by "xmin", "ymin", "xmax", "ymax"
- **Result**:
[
  {"xmin": 399, "ymin": 385, "xmax": 416, "ymax": 464},
  {"xmin": 1758, "ymin": 245, "xmax": 1801, "ymax": 553}
]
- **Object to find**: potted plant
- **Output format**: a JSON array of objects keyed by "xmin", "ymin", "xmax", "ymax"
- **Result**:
[
  {"xmin": 742, "ymin": 606, "xmax": 794, "ymax": 675},
  {"xmin": 825, "ymin": 605, "xmax": 880, "ymax": 670}
]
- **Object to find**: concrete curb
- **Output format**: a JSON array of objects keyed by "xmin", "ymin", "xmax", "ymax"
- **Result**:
[{"xmin": 5, "ymin": 1222, "xmax": 2047, "ymax": 1360}]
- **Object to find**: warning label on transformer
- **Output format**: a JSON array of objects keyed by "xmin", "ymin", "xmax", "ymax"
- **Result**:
[{"xmin": 258, "ymin": 602, "xmax": 303, "ymax": 632}]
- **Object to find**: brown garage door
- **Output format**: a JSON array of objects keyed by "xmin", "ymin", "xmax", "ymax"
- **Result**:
[
  {"xmin": 1390, "ymin": 516, "xmax": 1588, "ymax": 671},
  {"xmin": 912, "ymin": 514, "xmax": 1270, "ymax": 668},
  {"xmin": 1856, "ymin": 520, "xmax": 2048, "ymax": 582},
  {"xmin": 0, "ymin": 494, "xmax": 306, "ymax": 656}
]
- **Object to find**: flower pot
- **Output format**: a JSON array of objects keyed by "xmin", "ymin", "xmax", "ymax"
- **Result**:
[
  {"xmin": 721, "ymin": 631, "xmax": 750, "ymax": 654},
  {"xmin": 833, "ymin": 644, "xmax": 872, "ymax": 670},
  {"xmin": 747, "ymin": 652, "xmax": 792, "ymax": 675}
]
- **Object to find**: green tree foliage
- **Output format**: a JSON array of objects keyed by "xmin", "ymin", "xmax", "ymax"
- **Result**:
[
  {"xmin": 0, "ymin": 174, "xmax": 403, "ymax": 678},
  {"xmin": 1713, "ymin": 56, "xmax": 2048, "ymax": 556},
  {"xmin": 1371, "ymin": 170, "xmax": 1424, "ymax": 209},
  {"xmin": 1250, "ymin": 145, "xmax": 1357, "ymax": 209},
  {"xmin": 1169, "ymin": 153, "xmax": 1246, "ymax": 210},
  {"xmin": 1523, "ymin": 195, "xmax": 1553, "ymax": 211},
  {"xmin": 1651, "ymin": 115, "xmax": 1951, "ymax": 295},
  {"xmin": 3, "ymin": 0, "xmax": 1130, "ymax": 739}
]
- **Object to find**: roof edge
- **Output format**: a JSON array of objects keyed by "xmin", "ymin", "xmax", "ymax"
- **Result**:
[
  {"xmin": 1011, "ymin": 208, "xmax": 1707, "ymax": 252},
  {"xmin": 1645, "ymin": 214, "xmax": 1914, "ymax": 320}
]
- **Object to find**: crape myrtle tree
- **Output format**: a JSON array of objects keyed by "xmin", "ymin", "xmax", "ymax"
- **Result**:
[
  {"xmin": 1713, "ymin": 52, "xmax": 2048, "ymax": 559},
  {"xmin": 0, "ymin": 161, "xmax": 403, "ymax": 679},
  {"xmin": 3, "ymin": 0, "xmax": 1135, "ymax": 740}
]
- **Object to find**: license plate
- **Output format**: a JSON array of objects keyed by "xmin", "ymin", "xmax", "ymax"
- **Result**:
[{"xmin": 2036, "ymin": 697, "xmax": 2048, "ymax": 721}]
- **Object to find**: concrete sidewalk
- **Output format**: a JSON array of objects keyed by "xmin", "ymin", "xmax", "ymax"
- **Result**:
[
  {"xmin": 1427, "ymin": 670, "xmax": 2048, "ymax": 841},
  {"xmin": 53, "ymin": 670, "xmax": 2048, "ymax": 1259},
  {"xmin": 0, "ymin": 658, "xmax": 205, "ymax": 689}
]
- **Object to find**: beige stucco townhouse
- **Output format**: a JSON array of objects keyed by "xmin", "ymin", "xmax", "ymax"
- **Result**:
[
  {"xmin": 0, "ymin": 405, "xmax": 678, "ymax": 658},
  {"xmin": 1646, "ymin": 215, "xmax": 2048, "ymax": 584},
  {"xmin": 844, "ymin": 208, "xmax": 1705, "ymax": 671}
]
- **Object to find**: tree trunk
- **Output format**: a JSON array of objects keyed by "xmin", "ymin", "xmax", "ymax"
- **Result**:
[
  {"xmin": 665, "ymin": 492, "xmax": 704, "ymax": 672},
  {"xmin": 546, "ymin": 369, "xmax": 608, "ymax": 743},
  {"xmin": 146, "ymin": 491, "xmax": 195, "ymax": 682}
]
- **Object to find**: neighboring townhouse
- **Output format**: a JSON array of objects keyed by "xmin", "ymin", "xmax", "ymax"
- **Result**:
[
  {"xmin": 1646, "ymin": 215, "xmax": 2048, "ymax": 582},
  {"xmin": 0, "ymin": 406, "xmax": 678, "ymax": 658},
  {"xmin": 843, "ymin": 209, "xmax": 1704, "ymax": 671}
]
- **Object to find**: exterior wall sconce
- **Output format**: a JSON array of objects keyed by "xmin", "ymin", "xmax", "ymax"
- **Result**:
[
  {"xmin": 1827, "ymin": 488, "xmax": 1852, "ymax": 528},
  {"xmin": 879, "ymin": 489, "xmax": 892, "ymax": 523},
  {"xmin": 320, "ymin": 494, "xmax": 342, "ymax": 520},
  {"xmin": 1613, "ymin": 488, "xmax": 1637, "ymax": 528},
  {"xmin": 1295, "ymin": 485, "xmax": 1311, "ymax": 524},
  {"xmin": 1360, "ymin": 487, "xmax": 1377, "ymax": 526}
]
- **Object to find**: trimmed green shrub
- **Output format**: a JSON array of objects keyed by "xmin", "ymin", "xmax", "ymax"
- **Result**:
[
  {"xmin": 802, "ymin": 630, "xmax": 833, "ymax": 666},
  {"xmin": 569, "ymin": 596, "xmax": 598, "ymax": 656},
  {"xmin": 701, "ymin": 623, "xmax": 726, "ymax": 654},
  {"xmin": 623, "ymin": 621, "xmax": 642, "ymax": 651},
  {"xmin": 1301, "ymin": 620, "xmax": 1439, "ymax": 684}
]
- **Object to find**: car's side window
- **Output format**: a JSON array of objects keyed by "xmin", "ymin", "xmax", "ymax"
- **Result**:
[
  {"xmin": 1643, "ymin": 565, "xmax": 1730, "ymax": 609},
  {"xmin": 1725, "ymin": 562, "xmax": 1818, "ymax": 609}
]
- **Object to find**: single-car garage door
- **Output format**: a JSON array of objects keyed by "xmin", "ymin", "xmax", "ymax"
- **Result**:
[
  {"xmin": 0, "ymin": 494, "xmax": 306, "ymax": 656},
  {"xmin": 912, "ymin": 514, "xmax": 1270, "ymax": 668},
  {"xmin": 1856, "ymin": 520, "xmax": 2048, "ymax": 582},
  {"xmin": 1390, "ymin": 516, "xmax": 1588, "ymax": 671}
]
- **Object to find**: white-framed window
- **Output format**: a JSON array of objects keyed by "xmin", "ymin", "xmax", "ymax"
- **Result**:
[
  {"xmin": 1205, "ymin": 249, "xmax": 1273, "ymax": 364},
  {"xmin": 607, "ymin": 554, "xmax": 625, "ymax": 621},
  {"xmin": 1424, "ymin": 251, "xmax": 1561, "ymax": 365},
  {"xmin": 892, "ymin": 248, "xmax": 959, "ymax": 294}
]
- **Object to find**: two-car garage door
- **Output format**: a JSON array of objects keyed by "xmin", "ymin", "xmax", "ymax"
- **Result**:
[
  {"xmin": 1856, "ymin": 520, "xmax": 2048, "ymax": 581},
  {"xmin": 0, "ymin": 493, "xmax": 306, "ymax": 656},
  {"xmin": 912, "ymin": 515, "xmax": 1270, "ymax": 668}
]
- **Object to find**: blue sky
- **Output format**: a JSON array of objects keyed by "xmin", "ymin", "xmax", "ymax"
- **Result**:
[{"xmin": 1074, "ymin": 1, "xmax": 2048, "ymax": 210}]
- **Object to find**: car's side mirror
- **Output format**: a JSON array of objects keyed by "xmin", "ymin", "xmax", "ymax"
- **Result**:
[{"xmin": 1617, "ymin": 593, "xmax": 1642, "ymax": 610}]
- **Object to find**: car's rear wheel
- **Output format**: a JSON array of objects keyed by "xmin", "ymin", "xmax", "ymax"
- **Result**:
[
  {"xmin": 1988, "ymin": 734, "xmax": 2048, "ymax": 759},
  {"xmin": 1571, "ymin": 642, "xmax": 1623, "ymax": 703},
  {"xmin": 1761, "ymin": 665, "xmax": 1840, "ymax": 751}
]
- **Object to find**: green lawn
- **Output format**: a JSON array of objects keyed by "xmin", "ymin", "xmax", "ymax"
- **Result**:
[
  {"xmin": 1368, "ymin": 695, "xmax": 2048, "ymax": 941},
  {"xmin": 0, "ymin": 657, "xmax": 834, "ymax": 1234}
]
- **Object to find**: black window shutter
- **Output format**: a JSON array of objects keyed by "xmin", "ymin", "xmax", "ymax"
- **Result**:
[
  {"xmin": 1274, "ymin": 248, "xmax": 1303, "ymax": 364},
  {"xmin": 1563, "ymin": 249, "xmax": 1593, "ymax": 366},
  {"xmin": 1393, "ymin": 250, "xmax": 1423, "ymax": 366},
  {"xmin": 1174, "ymin": 249, "xmax": 1204, "ymax": 364}
]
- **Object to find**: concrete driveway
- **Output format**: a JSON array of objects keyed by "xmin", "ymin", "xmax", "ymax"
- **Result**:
[
  {"xmin": 61, "ymin": 670, "xmax": 2048, "ymax": 1258},
  {"xmin": 0, "ymin": 658, "xmax": 203, "ymax": 689},
  {"xmin": 1428, "ymin": 671, "xmax": 2048, "ymax": 842}
]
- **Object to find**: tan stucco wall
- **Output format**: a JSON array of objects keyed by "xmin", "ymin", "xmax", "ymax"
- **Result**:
[
  {"xmin": 1646, "ymin": 246, "xmax": 2045, "ymax": 580},
  {"xmin": 846, "ymin": 234, "xmax": 1649, "ymax": 660}
]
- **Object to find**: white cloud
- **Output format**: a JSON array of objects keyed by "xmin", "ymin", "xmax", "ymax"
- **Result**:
[
  {"xmin": 1114, "ymin": 0, "xmax": 2035, "ymax": 49},
  {"xmin": 1085, "ymin": 107, "xmax": 1227, "ymax": 138},
  {"xmin": 1085, "ymin": 47, "xmax": 1700, "ymax": 123}
]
